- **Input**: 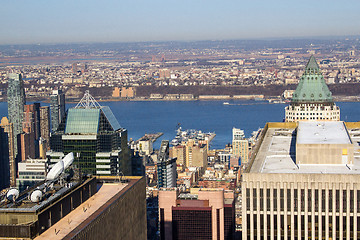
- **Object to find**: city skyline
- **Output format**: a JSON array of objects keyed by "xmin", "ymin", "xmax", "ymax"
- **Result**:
[{"xmin": 1, "ymin": 0, "xmax": 360, "ymax": 45}]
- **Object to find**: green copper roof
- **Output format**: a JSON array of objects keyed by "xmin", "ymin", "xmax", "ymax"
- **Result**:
[{"xmin": 292, "ymin": 56, "xmax": 333, "ymax": 103}]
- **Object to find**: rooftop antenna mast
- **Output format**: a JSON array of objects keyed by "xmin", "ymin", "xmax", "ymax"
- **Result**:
[{"xmin": 75, "ymin": 90, "xmax": 102, "ymax": 109}]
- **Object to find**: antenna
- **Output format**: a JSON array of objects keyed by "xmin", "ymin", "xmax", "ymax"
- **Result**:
[{"xmin": 75, "ymin": 90, "xmax": 102, "ymax": 109}]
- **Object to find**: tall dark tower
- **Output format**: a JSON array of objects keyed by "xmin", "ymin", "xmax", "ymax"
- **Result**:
[
  {"xmin": 50, "ymin": 90, "xmax": 65, "ymax": 132},
  {"xmin": 0, "ymin": 127, "xmax": 10, "ymax": 190},
  {"xmin": 7, "ymin": 73, "xmax": 26, "ymax": 156}
]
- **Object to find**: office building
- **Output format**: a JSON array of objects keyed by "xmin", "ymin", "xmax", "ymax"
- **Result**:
[
  {"xmin": 186, "ymin": 139, "xmax": 207, "ymax": 168},
  {"xmin": 242, "ymin": 121, "xmax": 360, "ymax": 239},
  {"xmin": 0, "ymin": 117, "xmax": 16, "ymax": 187},
  {"xmin": 49, "ymin": 91, "xmax": 131, "ymax": 176},
  {"xmin": 170, "ymin": 145, "xmax": 186, "ymax": 166},
  {"xmin": 0, "ymin": 127, "xmax": 10, "ymax": 190},
  {"xmin": 285, "ymin": 56, "xmax": 340, "ymax": 122},
  {"xmin": 159, "ymin": 188, "xmax": 235, "ymax": 240},
  {"xmin": 50, "ymin": 89, "xmax": 65, "ymax": 132},
  {"xmin": 232, "ymin": 128, "xmax": 249, "ymax": 164},
  {"xmin": 22, "ymin": 104, "xmax": 41, "ymax": 159},
  {"xmin": 157, "ymin": 140, "xmax": 177, "ymax": 188},
  {"xmin": 39, "ymin": 106, "xmax": 50, "ymax": 152},
  {"xmin": 0, "ymin": 174, "xmax": 147, "ymax": 239},
  {"xmin": 16, "ymin": 158, "xmax": 47, "ymax": 192},
  {"xmin": 7, "ymin": 73, "xmax": 26, "ymax": 156}
]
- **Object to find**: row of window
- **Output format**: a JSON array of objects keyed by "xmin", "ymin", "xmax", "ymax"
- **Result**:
[
  {"xmin": 246, "ymin": 188, "xmax": 359, "ymax": 213},
  {"xmin": 246, "ymin": 214, "xmax": 360, "ymax": 239}
]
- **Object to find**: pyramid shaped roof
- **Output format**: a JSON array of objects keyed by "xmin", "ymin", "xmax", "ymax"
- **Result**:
[{"xmin": 292, "ymin": 56, "xmax": 333, "ymax": 103}]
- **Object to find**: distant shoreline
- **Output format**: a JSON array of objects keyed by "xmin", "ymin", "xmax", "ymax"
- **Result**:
[{"xmin": 0, "ymin": 95, "xmax": 359, "ymax": 104}]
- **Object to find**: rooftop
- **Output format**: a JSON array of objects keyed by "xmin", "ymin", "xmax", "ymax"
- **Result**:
[
  {"xmin": 248, "ymin": 122, "xmax": 360, "ymax": 174},
  {"xmin": 297, "ymin": 121, "xmax": 351, "ymax": 144},
  {"xmin": 35, "ymin": 181, "xmax": 128, "ymax": 240}
]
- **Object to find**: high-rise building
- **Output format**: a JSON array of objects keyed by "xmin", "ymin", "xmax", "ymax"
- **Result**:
[
  {"xmin": 159, "ymin": 188, "xmax": 235, "ymax": 240},
  {"xmin": 50, "ymin": 89, "xmax": 65, "ymax": 132},
  {"xmin": 7, "ymin": 73, "xmax": 26, "ymax": 156},
  {"xmin": 0, "ymin": 117, "xmax": 16, "ymax": 187},
  {"xmin": 185, "ymin": 139, "xmax": 207, "ymax": 168},
  {"xmin": 39, "ymin": 106, "xmax": 50, "ymax": 152},
  {"xmin": 49, "ymin": 91, "xmax": 131, "ymax": 175},
  {"xmin": 157, "ymin": 140, "xmax": 177, "ymax": 188},
  {"xmin": 242, "ymin": 121, "xmax": 360, "ymax": 239},
  {"xmin": 22, "ymin": 104, "xmax": 41, "ymax": 159},
  {"xmin": 170, "ymin": 145, "xmax": 186, "ymax": 166},
  {"xmin": 285, "ymin": 56, "xmax": 340, "ymax": 122},
  {"xmin": 232, "ymin": 128, "xmax": 249, "ymax": 164},
  {"xmin": 0, "ymin": 127, "xmax": 10, "ymax": 190}
]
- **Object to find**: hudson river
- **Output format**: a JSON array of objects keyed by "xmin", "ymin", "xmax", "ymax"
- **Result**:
[{"xmin": 1, "ymin": 100, "xmax": 359, "ymax": 149}]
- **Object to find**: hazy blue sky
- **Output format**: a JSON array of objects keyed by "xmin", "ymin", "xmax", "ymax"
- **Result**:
[{"xmin": 1, "ymin": 0, "xmax": 359, "ymax": 44}]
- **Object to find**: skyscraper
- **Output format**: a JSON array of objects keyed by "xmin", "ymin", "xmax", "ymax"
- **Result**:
[
  {"xmin": 49, "ymin": 91, "xmax": 131, "ymax": 175},
  {"xmin": 285, "ymin": 56, "xmax": 340, "ymax": 122},
  {"xmin": 242, "ymin": 121, "xmax": 360, "ymax": 239},
  {"xmin": 7, "ymin": 73, "xmax": 26, "ymax": 156},
  {"xmin": 39, "ymin": 106, "xmax": 50, "ymax": 152},
  {"xmin": 50, "ymin": 89, "xmax": 65, "ymax": 132},
  {"xmin": 0, "ymin": 127, "xmax": 10, "ymax": 190},
  {"xmin": 0, "ymin": 117, "xmax": 15, "ymax": 187},
  {"xmin": 157, "ymin": 140, "xmax": 177, "ymax": 188},
  {"xmin": 21, "ymin": 104, "xmax": 40, "ymax": 159}
]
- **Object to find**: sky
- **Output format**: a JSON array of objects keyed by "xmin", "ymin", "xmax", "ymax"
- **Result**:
[{"xmin": 1, "ymin": 0, "xmax": 360, "ymax": 44}]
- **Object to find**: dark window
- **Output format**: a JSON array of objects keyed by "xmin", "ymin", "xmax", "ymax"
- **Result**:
[
  {"xmin": 273, "ymin": 189, "xmax": 277, "ymax": 211},
  {"xmin": 350, "ymin": 190, "xmax": 354, "ymax": 212},
  {"xmin": 266, "ymin": 189, "xmax": 270, "ymax": 211},
  {"xmin": 253, "ymin": 189, "xmax": 257, "ymax": 211},
  {"xmin": 308, "ymin": 189, "xmax": 312, "ymax": 212},
  {"xmin": 172, "ymin": 209, "xmax": 212, "ymax": 240},
  {"xmin": 336, "ymin": 190, "xmax": 340, "ymax": 212},
  {"xmin": 260, "ymin": 189, "xmax": 264, "ymax": 211},
  {"xmin": 160, "ymin": 208, "xmax": 165, "ymax": 240},
  {"xmin": 287, "ymin": 189, "xmax": 291, "ymax": 212},
  {"xmin": 280, "ymin": 189, "xmax": 284, "ymax": 211},
  {"xmin": 329, "ymin": 190, "xmax": 333, "ymax": 211},
  {"xmin": 321, "ymin": 190, "xmax": 326, "ymax": 212},
  {"xmin": 301, "ymin": 189, "xmax": 305, "ymax": 212},
  {"xmin": 343, "ymin": 190, "xmax": 347, "ymax": 212},
  {"xmin": 294, "ymin": 189, "xmax": 298, "ymax": 212}
]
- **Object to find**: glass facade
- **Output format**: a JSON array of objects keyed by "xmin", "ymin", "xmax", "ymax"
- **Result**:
[
  {"xmin": 50, "ymin": 90, "xmax": 65, "ymax": 133},
  {"xmin": 7, "ymin": 73, "xmax": 26, "ymax": 155},
  {"xmin": 49, "ymin": 105, "xmax": 131, "ymax": 176}
]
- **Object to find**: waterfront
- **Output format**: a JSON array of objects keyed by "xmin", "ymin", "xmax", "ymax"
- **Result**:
[{"xmin": 1, "ymin": 100, "xmax": 359, "ymax": 149}]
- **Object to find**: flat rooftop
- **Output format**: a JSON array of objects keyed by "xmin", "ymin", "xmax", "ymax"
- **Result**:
[
  {"xmin": 297, "ymin": 121, "xmax": 351, "ymax": 144},
  {"xmin": 249, "ymin": 122, "xmax": 360, "ymax": 174},
  {"xmin": 35, "ymin": 181, "xmax": 128, "ymax": 240}
]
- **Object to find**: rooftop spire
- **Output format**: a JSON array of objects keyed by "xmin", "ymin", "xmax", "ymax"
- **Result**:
[
  {"xmin": 292, "ymin": 56, "xmax": 333, "ymax": 103},
  {"xmin": 305, "ymin": 55, "xmax": 320, "ymax": 74},
  {"xmin": 75, "ymin": 90, "xmax": 102, "ymax": 109}
]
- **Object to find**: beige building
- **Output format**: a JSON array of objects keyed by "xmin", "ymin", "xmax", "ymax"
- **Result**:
[
  {"xmin": 170, "ymin": 145, "xmax": 186, "ymax": 166},
  {"xmin": 242, "ymin": 122, "xmax": 360, "ymax": 239},
  {"xmin": 121, "ymin": 87, "xmax": 135, "ymax": 98},
  {"xmin": 186, "ymin": 139, "xmax": 207, "ymax": 168},
  {"xmin": 232, "ymin": 128, "xmax": 249, "ymax": 164},
  {"xmin": 285, "ymin": 56, "xmax": 340, "ymax": 122}
]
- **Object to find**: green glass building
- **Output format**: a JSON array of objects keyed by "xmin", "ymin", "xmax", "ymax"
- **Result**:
[
  {"xmin": 49, "ymin": 91, "xmax": 131, "ymax": 175},
  {"xmin": 7, "ymin": 73, "xmax": 26, "ymax": 155}
]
